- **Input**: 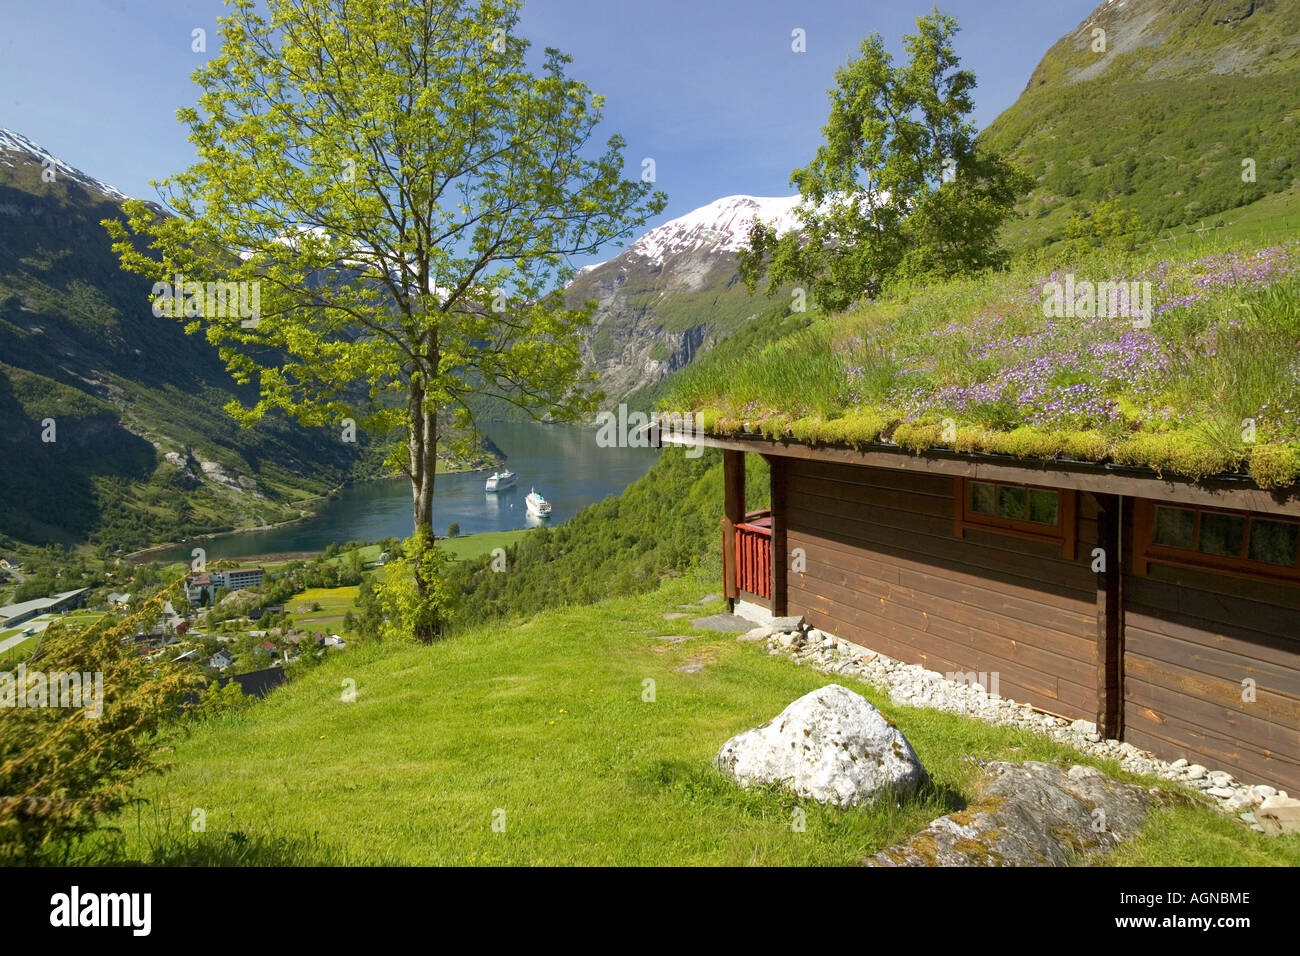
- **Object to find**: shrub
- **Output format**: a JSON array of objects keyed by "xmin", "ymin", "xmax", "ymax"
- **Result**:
[
  {"xmin": 370, "ymin": 531, "xmax": 456, "ymax": 641},
  {"xmin": 0, "ymin": 580, "xmax": 201, "ymax": 861}
]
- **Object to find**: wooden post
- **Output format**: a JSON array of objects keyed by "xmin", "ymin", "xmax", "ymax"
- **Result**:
[
  {"xmin": 721, "ymin": 449, "xmax": 745, "ymax": 600},
  {"xmin": 767, "ymin": 455, "xmax": 788, "ymax": 616},
  {"xmin": 1093, "ymin": 492, "xmax": 1123, "ymax": 740}
]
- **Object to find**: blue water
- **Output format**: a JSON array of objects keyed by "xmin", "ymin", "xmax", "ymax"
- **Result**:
[{"xmin": 149, "ymin": 420, "xmax": 660, "ymax": 560}]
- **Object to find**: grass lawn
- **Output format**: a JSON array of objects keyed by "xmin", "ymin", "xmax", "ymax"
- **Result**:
[
  {"xmin": 321, "ymin": 545, "xmax": 383, "ymax": 567},
  {"xmin": 439, "ymin": 528, "xmax": 530, "ymax": 561},
  {"xmin": 85, "ymin": 573, "xmax": 1299, "ymax": 866},
  {"xmin": 313, "ymin": 532, "xmax": 529, "ymax": 570},
  {"xmin": 58, "ymin": 611, "xmax": 105, "ymax": 627},
  {"xmin": 0, "ymin": 634, "xmax": 39, "ymax": 669}
]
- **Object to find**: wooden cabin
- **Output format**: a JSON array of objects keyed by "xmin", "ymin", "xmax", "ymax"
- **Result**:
[{"xmin": 658, "ymin": 425, "xmax": 1300, "ymax": 791}]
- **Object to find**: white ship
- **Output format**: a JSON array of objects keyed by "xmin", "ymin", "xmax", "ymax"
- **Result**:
[
  {"xmin": 485, "ymin": 468, "xmax": 516, "ymax": 492},
  {"xmin": 525, "ymin": 488, "xmax": 552, "ymax": 518}
]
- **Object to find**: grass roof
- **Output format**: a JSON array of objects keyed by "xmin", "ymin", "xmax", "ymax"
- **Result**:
[{"xmin": 668, "ymin": 238, "xmax": 1300, "ymax": 488}]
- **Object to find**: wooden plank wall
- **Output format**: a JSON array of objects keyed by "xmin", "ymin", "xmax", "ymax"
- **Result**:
[
  {"xmin": 784, "ymin": 459, "xmax": 1100, "ymax": 719},
  {"xmin": 1121, "ymin": 524, "xmax": 1300, "ymax": 790}
]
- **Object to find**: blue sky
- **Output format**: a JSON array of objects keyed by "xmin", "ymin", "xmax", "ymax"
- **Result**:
[{"xmin": 1, "ymin": 0, "xmax": 1099, "ymax": 263}]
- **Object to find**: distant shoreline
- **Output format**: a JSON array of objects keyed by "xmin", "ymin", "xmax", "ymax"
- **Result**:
[
  {"xmin": 125, "ymin": 507, "xmax": 326, "ymax": 565},
  {"xmin": 125, "ymin": 455, "xmax": 501, "ymax": 564}
]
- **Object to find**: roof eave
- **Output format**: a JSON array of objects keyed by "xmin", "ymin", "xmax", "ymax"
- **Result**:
[{"xmin": 654, "ymin": 425, "xmax": 1300, "ymax": 517}]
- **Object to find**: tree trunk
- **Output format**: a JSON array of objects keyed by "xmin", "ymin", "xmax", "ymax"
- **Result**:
[{"xmin": 407, "ymin": 375, "xmax": 440, "ymax": 642}]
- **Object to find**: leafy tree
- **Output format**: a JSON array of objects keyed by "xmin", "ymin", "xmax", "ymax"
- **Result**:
[
  {"xmin": 343, "ymin": 549, "xmax": 364, "ymax": 585},
  {"xmin": 740, "ymin": 11, "xmax": 1029, "ymax": 310},
  {"xmin": 447, "ymin": 522, "xmax": 460, "ymax": 538},
  {"xmin": 105, "ymin": 0, "xmax": 663, "ymax": 640},
  {"xmin": 1064, "ymin": 200, "xmax": 1147, "ymax": 252},
  {"xmin": 353, "ymin": 576, "xmax": 385, "ymax": 639}
]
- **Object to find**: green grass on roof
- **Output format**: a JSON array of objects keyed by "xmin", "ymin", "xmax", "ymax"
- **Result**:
[{"xmin": 668, "ymin": 237, "xmax": 1300, "ymax": 488}]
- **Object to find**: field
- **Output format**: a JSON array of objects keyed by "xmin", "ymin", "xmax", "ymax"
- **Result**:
[
  {"xmin": 318, "ymin": 531, "xmax": 531, "ymax": 565},
  {"xmin": 284, "ymin": 586, "xmax": 360, "ymax": 635},
  {"xmin": 87, "ymin": 572, "xmax": 1299, "ymax": 866},
  {"xmin": 438, "ymin": 529, "xmax": 530, "ymax": 561}
]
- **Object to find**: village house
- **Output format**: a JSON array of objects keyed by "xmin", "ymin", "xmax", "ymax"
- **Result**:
[
  {"xmin": 185, "ymin": 567, "xmax": 266, "ymax": 605},
  {"xmin": 207, "ymin": 648, "xmax": 236, "ymax": 671},
  {"xmin": 656, "ymin": 424, "xmax": 1300, "ymax": 792}
]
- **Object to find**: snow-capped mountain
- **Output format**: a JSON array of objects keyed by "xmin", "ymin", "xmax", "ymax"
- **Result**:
[
  {"xmin": 0, "ymin": 127, "xmax": 130, "ymax": 201},
  {"xmin": 566, "ymin": 194, "xmax": 806, "ymax": 399},
  {"xmin": 576, "ymin": 194, "xmax": 803, "ymax": 279},
  {"xmin": 615, "ymin": 193, "xmax": 804, "ymax": 263}
]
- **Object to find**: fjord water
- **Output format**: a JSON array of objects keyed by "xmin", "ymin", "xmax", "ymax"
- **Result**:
[{"xmin": 151, "ymin": 420, "xmax": 660, "ymax": 561}]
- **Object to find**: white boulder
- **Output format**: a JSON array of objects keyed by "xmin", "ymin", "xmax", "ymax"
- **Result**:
[{"xmin": 714, "ymin": 684, "xmax": 928, "ymax": 808}]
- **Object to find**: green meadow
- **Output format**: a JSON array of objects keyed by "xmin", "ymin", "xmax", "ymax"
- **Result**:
[{"xmin": 77, "ymin": 573, "xmax": 1298, "ymax": 867}]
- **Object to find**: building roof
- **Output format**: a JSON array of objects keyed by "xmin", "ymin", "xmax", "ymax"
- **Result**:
[
  {"xmin": 669, "ymin": 242, "xmax": 1300, "ymax": 491},
  {"xmin": 659, "ymin": 425, "xmax": 1300, "ymax": 517},
  {"xmin": 0, "ymin": 588, "xmax": 89, "ymax": 622},
  {"xmin": 220, "ymin": 666, "xmax": 287, "ymax": 698}
]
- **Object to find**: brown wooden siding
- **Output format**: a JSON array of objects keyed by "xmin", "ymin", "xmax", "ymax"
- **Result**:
[
  {"xmin": 1121, "ymin": 524, "xmax": 1300, "ymax": 790},
  {"xmin": 784, "ymin": 459, "xmax": 1099, "ymax": 719}
]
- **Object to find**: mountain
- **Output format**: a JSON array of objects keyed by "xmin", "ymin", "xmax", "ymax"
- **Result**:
[
  {"xmin": 0, "ymin": 127, "xmax": 363, "ymax": 551},
  {"xmin": 0, "ymin": 129, "xmax": 131, "ymax": 201},
  {"xmin": 565, "ymin": 195, "xmax": 801, "ymax": 401},
  {"xmin": 982, "ymin": 0, "xmax": 1300, "ymax": 248}
]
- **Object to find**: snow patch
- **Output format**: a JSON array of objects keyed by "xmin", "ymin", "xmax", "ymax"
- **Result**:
[
  {"xmin": 626, "ymin": 194, "xmax": 805, "ymax": 265},
  {"xmin": 0, "ymin": 127, "xmax": 131, "ymax": 201},
  {"xmin": 572, "ymin": 194, "xmax": 807, "ymax": 277}
]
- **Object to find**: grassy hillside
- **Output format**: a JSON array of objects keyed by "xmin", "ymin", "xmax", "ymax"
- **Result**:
[
  {"xmin": 76, "ymin": 571, "xmax": 1298, "ymax": 866},
  {"xmin": 984, "ymin": 0, "xmax": 1300, "ymax": 251}
]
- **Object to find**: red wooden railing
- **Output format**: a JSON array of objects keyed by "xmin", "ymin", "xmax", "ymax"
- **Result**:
[{"xmin": 734, "ymin": 509, "xmax": 772, "ymax": 600}]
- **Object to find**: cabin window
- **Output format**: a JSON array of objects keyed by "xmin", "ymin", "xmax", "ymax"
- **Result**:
[
  {"xmin": 1135, "ymin": 500, "xmax": 1300, "ymax": 582},
  {"xmin": 954, "ymin": 478, "xmax": 1077, "ymax": 559}
]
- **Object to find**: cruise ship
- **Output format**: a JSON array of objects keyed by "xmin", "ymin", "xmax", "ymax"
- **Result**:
[
  {"xmin": 484, "ymin": 468, "xmax": 516, "ymax": 492},
  {"xmin": 525, "ymin": 488, "xmax": 552, "ymax": 518}
]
